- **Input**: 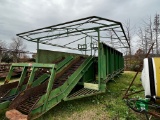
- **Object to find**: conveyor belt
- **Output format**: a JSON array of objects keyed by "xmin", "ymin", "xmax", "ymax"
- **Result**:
[
  {"xmin": 0, "ymin": 57, "xmax": 65, "ymax": 103},
  {"xmin": 15, "ymin": 57, "xmax": 86, "ymax": 115}
]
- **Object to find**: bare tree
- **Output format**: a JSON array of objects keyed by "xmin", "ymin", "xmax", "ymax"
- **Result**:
[
  {"xmin": 0, "ymin": 40, "xmax": 6, "ymax": 63},
  {"xmin": 137, "ymin": 27, "xmax": 145, "ymax": 53},
  {"xmin": 147, "ymin": 16, "xmax": 154, "ymax": 53},
  {"xmin": 10, "ymin": 37, "xmax": 26, "ymax": 63},
  {"xmin": 138, "ymin": 27, "xmax": 150, "ymax": 54},
  {"xmin": 137, "ymin": 14, "xmax": 160, "ymax": 54},
  {"xmin": 153, "ymin": 13, "xmax": 160, "ymax": 54},
  {"xmin": 140, "ymin": 16, "xmax": 154, "ymax": 54},
  {"xmin": 124, "ymin": 19, "xmax": 135, "ymax": 69}
]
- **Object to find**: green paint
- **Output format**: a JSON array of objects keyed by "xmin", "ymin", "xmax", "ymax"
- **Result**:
[
  {"xmin": 42, "ymin": 64, "xmax": 56, "ymax": 111},
  {"xmin": 91, "ymin": 36, "xmax": 92, "ymax": 56},
  {"xmin": 37, "ymin": 39, "xmax": 39, "ymax": 63},
  {"xmin": 16, "ymin": 67, "xmax": 28, "ymax": 93},
  {"xmin": 26, "ymin": 67, "xmax": 37, "ymax": 89},
  {"xmin": 32, "ymin": 73, "xmax": 50, "ymax": 87},
  {"xmin": 37, "ymin": 49, "xmax": 79, "ymax": 63},
  {"xmin": 4, "ymin": 66, "xmax": 14, "ymax": 84},
  {"xmin": 85, "ymin": 37, "xmax": 87, "ymax": 55},
  {"xmin": 11, "ymin": 16, "xmax": 127, "ymax": 119},
  {"xmin": 136, "ymin": 99, "xmax": 149, "ymax": 111}
]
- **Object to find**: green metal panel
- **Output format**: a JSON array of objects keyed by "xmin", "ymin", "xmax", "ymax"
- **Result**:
[
  {"xmin": 110, "ymin": 49, "xmax": 114, "ymax": 74},
  {"xmin": 0, "ymin": 101, "xmax": 10, "ymax": 111},
  {"xmin": 81, "ymin": 63, "xmax": 95, "ymax": 83},
  {"xmin": 37, "ymin": 49, "xmax": 81, "ymax": 63},
  {"xmin": 115, "ymin": 51, "xmax": 117, "ymax": 71},
  {"xmin": 113, "ymin": 50, "xmax": 115, "ymax": 72},
  {"xmin": 105, "ymin": 47, "xmax": 109, "ymax": 76},
  {"xmin": 97, "ymin": 28, "xmax": 101, "ymax": 88},
  {"xmin": 117, "ymin": 52, "xmax": 119, "ymax": 70},
  {"xmin": 98, "ymin": 42, "xmax": 124, "ymax": 83},
  {"xmin": 102, "ymin": 44, "xmax": 106, "ymax": 79},
  {"xmin": 108, "ymin": 48, "xmax": 111, "ymax": 74}
]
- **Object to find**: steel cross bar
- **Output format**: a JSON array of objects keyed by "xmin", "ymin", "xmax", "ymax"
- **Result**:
[
  {"xmin": 11, "ymin": 63, "xmax": 55, "ymax": 68},
  {"xmin": 64, "ymin": 36, "xmax": 86, "ymax": 46},
  {"xmin": 21, "ymin": 26, "xmax": 122, "ymax": 43},
  {"xmin": 90, "ymin": 35, "xmax": 123, "ymax": 39},
  {"xmin": 21, "ymin": 24, "xmax": 119, "ymax": 42},
  {"xmin": 17, "ymin": 17, "xmax": 96, "ymax": 37},
  {"xmin": 36, "ymin": 30, "xmax": 92, "ymax": 42},
  {"xmin": 44, "ymin": 26, "xmax": 122, "ymax": 41},
  {"xmin": 21, "ymin": 36, "xmax": 79, "ymax": 50},
  {"xmin": 119, "ymin": 23, "xmax": 129, "ymax": 47},
  {"xmin": 31, "ymin": 27, "xmax": 120, "ymax": 42},
  {"xmin": 17, "ymin": 16, "xmax": 121, "ymax": 36},
  {"xmin": 111, "ymin": 28, "xmax": 126, "ymax": 47},
  {"xmin": 16, "ymin": 16, "xmax": 129, "ymax": 51}
]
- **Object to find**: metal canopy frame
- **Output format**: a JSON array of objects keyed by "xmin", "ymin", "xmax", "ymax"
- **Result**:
[{"xmin": 17, "ymin": 16, "xmax": 129, "ymax": 52}]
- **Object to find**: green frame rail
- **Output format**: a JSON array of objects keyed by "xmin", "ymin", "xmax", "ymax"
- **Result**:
[
  {"xmin": 26, "ymin": 56, "xmax": 94, "ymax": 119},
  {"xmin": 0, "ymin": 56, "xmax": 74, "ymax": 112},
  {"xmin": 98, "ymin": 42, "xmax": 124, "ymax": 90}
]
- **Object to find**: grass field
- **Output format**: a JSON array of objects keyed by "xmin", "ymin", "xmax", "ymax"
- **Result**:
[
  {"xmin": 37, "ymin": 71, "xmax": 146, "ymax": 120},
  {"xmin": 0, "ymin": 71, "xmax": 156, "ymax": 120}
]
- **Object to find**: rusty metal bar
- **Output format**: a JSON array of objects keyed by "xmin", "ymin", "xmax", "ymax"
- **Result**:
[
  {"xmin": 123, "ymin": 42, "xmax": 155, "ymax": 99},
  {"xmin": 124, "ymin": 90, "xmax": 144, "ymax": 98}
]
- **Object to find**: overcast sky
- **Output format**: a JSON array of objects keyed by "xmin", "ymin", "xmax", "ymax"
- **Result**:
[{"xmin": 0, "ymin": 0, "xmax": 160, "ymax": 53}]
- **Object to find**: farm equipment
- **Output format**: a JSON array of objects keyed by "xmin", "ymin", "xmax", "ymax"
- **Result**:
[
  {"xmin": 123, "ymin": 43, "xmax": 160, "ymax": 119},
  {"xmin": 1, "ymin": 16, "xmax": 129, "ymax": 119},
  {"xmin": 0, "ymin": 56, "xmax": 72, "ymax": 111},
  {"xmin": 125, "ymin": 58, "xmax": 160, "ymax": 119}
]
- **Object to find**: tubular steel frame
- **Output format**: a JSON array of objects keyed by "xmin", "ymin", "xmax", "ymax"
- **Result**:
[
  {"xmin": 17, "ymin": 16, "xmax": 129, "ymax": 54},
  {"xmin": 0, "ymin": 17, "xmax": 129, "ymax": 119}
]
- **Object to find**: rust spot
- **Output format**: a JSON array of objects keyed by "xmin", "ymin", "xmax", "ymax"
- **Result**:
[
  {"xmin": 20, "ymin": 92, "xmax": 24, "ymax": 96},
  {"xmin": 5, "ymin": 80, "xmax": 9, "ymax": 83},
  {"xmin": 6, "ymin": 109, "xmax": 28, "ymax": 120}
]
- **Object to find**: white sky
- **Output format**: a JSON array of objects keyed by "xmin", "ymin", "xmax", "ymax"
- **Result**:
[{"xmin": 0, "ymin": 0, "xmax": 160, "ymax": 53}]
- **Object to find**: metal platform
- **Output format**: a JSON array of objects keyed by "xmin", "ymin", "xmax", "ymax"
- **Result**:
[{"xmin": 65, "ymin": 88, "xmax": 102, "ymax": 101}]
